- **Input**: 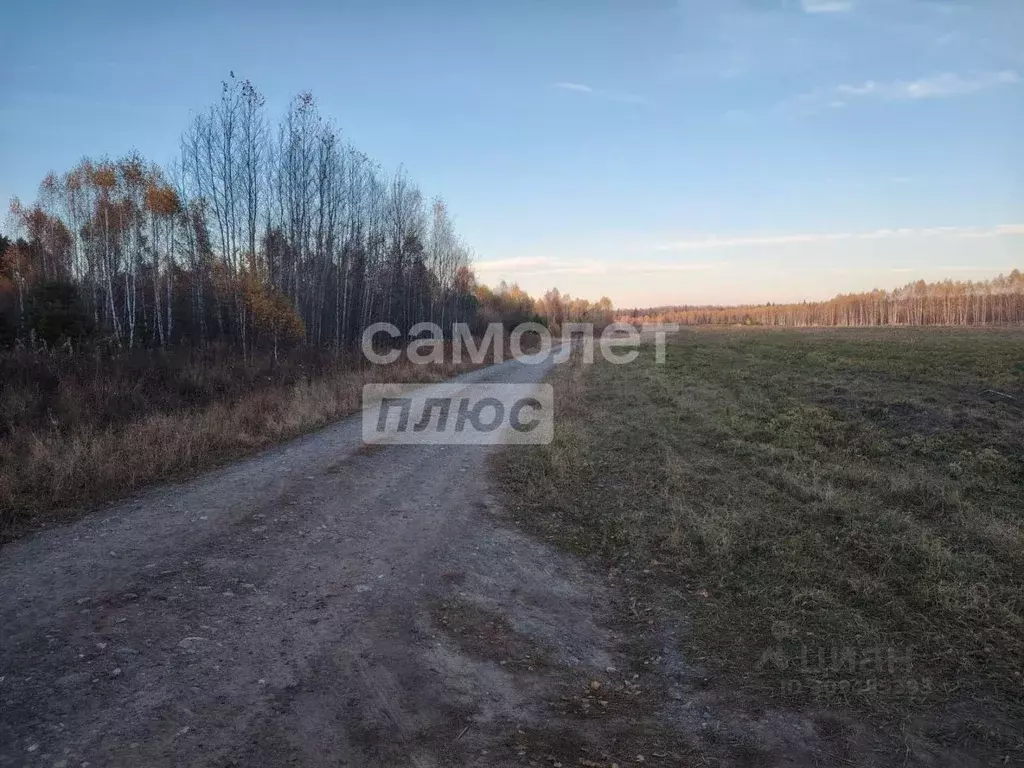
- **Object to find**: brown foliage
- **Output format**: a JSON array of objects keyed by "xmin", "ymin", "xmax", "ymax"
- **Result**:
[
  {"xmin": 241, "ymin": 272, "xmax": 305, "ymax": 343},
  {"xmin": 145, "ymin": 183, "xmax": 181, "ymax": 216},
  {"xmin": 91, "ymin": 163, "xmax": 117, "ymax": 190}
]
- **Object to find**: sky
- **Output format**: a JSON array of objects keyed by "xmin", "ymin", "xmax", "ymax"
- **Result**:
[{"xmin": 1, "ymin": 0, "xmax": 1022, "ymax": 307}]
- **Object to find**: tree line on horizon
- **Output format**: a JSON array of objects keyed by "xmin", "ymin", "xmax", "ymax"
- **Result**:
[
  {"xmin": 626, "ymin": 271, "xmax": 1024, "ymax": 327},
  {"xmin": 0, "ymin": 75, "xmax": 613, "ymax": 357}
]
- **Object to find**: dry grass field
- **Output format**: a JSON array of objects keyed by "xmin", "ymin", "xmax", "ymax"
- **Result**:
[{"xmin": 495, "ymin": 326, "xmax": 1024, "ymax": 764}]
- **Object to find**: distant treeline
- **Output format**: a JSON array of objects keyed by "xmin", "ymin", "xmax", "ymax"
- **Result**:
[
  {"xmin": 625, "ymin": 271, "xmax": 1024, "ymax": 327},
  {"xmin": 1, "ymin": 76, "xmax": 613, "ymax": 356}
]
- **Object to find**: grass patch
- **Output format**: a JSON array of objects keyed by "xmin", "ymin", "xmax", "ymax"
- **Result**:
[{"xmin": 494, "ymin": 326, "xmax": 1024, "ymax": 761}]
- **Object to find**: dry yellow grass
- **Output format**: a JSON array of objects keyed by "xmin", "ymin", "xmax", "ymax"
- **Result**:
[{"xmin": 1, "ymin": 355, "xmax": 474, "ymax": 539}]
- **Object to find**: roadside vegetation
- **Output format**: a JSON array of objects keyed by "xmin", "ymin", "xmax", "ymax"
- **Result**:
[
  {"xmin": 495, "ymin": 327, "xmax": 1024, "ymax": 764},
  {"xmin": 0, "ymin": 345, "xmax": 484, "ymax": 539}
]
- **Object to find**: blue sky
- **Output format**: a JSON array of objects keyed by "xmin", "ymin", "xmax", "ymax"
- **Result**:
[{"xmin": 2, "ymin": 0, "xmax": 1021, "ymax": 306}]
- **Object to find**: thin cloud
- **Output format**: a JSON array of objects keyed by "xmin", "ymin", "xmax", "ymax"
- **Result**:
[
  {"xmin": 802, "ymin": 0, "xmax": 855, "ymax": 13},
  {"xmin": 899, "ymin": 71, "xmax": 1019, "ymax": 99},
  {"xmin": 474, "ymin": 257, "xmax": 550, "ymax": 271},
  {"xmin": 792, "ymin": 70, "xmax": 1019, "ymax": 112},
  {"xmin": 958, "ymin": 223, "xmax": 1024, "ymax": 239},
  {"xmin": 839, "ymin": 71, "xmax": 1020, "ymax": 100},
  {"xmin": 553, "ymin": 82, "xmax": 593, "ymax": 93},
  {"xmin": 550, "ymin": 82, "xmax": 647, "ymax": 105},
  {"xmin": 634, "ymin": 262, "xmax": 725, "ymax": 273},
  {"xmin": 475, "ymin": 226, "xmax": 1023, "ymax": 282},
  {"xmin": 833, "ymin": 265, "xmax": 1016, "ymax": 275},
  {"xmin": 475, "ymin": 256, "xmax": 725, "ymax": 277},
  {"xmin": 655, "ymin": 224, "xmax": 1024, "ymax": 252},
  {"xmin": 475, "ymin": 256, "xmax": 606, "ymax": 277}
]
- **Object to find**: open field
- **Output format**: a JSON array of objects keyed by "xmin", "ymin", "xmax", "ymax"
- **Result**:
[{"xmin": 494, "ymin": 326, "xmax": 1024, "ymax": 764}]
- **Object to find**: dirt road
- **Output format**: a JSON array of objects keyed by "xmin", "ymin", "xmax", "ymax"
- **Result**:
[
  {"xmin": 0, "ymin": 349, "xmax": 624, "ymax": 767},
  {"xmin": 4, "ymin": 345, "xmax": 872, "ymax": 768}
]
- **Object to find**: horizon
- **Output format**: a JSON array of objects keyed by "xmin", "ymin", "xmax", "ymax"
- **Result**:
[{"xmin": 3, "ymin": 0, "xmax": 1022, "ymax": 307}]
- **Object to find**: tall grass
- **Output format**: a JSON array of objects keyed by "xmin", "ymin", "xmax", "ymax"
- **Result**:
[{"xmin": 0, "ymin": 343, "xmax": 479, "ymax": 538}]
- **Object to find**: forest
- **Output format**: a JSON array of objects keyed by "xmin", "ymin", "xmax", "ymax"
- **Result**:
[
  {"xmin": 0, "ymin": 76, "xmax": 613, "ymax": 357},
  {"xmin": 627, "ymin": 270, "xmax": 1024, "ymax": 327}
]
